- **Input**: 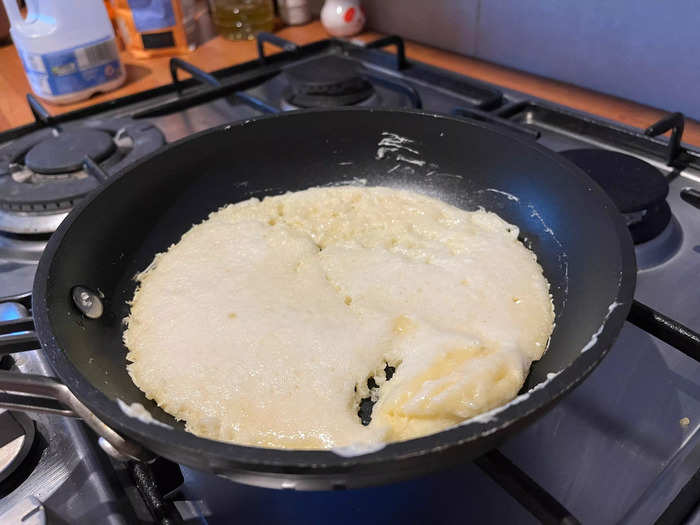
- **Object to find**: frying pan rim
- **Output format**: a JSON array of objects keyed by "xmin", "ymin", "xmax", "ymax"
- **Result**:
[{"xmin": 32, "ymin": 107, "xmax": 636, "ymax": 473}]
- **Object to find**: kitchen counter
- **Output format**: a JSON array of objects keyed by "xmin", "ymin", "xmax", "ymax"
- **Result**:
[{"xmin": 1, "ymin": 20, "xmax": 699, "ymax": 147}]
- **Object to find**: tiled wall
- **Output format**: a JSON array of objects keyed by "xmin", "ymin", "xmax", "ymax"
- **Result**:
[{"xmin": 362, "ymin": 0, "xmax": 700, "ymax": 121}]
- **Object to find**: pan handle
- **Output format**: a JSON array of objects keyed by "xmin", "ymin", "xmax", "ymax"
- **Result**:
[
  {"xmin": 0, "ymin": 313, "xmax": 155, "ymax": 463},
  {"xmin": 0, "ymin": 370, "xmax": 155, "ymax": 463},
  {"xmin": 0, "ymin": 371, "xmax": 77, "ymax": 416}
]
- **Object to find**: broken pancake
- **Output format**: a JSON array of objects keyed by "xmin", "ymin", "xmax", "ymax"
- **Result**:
[{"xmin": 123, "ymin": 186, "xmax": 554, "ymax": 449}]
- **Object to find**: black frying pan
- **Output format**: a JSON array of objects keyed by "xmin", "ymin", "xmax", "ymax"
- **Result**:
[{"xmin": 0, "ymin": 109, "xmax": 636, "ymax": 489}]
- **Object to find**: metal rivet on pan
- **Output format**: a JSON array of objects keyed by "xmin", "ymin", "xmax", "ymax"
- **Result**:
[{"xmin": 71, "ymin": 286, "xmax": 104, "ymax": 319}]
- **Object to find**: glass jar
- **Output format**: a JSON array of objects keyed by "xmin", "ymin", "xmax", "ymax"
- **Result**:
[{"xmin": 209, "ymin": 0, "xmax": 275, "ymax": 41}]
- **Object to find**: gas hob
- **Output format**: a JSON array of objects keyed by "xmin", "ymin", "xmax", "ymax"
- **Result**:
[{"xmin": 1, "ymin": 33, "xmax": 700, "ymax": 524}]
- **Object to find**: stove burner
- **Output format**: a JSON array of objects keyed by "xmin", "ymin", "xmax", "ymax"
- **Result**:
[
  {"xmin": 634, "ymin": 216, "xmax": 683, "ymax": 269},
  {"xmin": 283, "ymin": 55, "xmax": 375, "ymax": 108},
  {"xmin": 0, "ymin": 410, "xmax": 35, "ymax": 484},
  {"xmin": 0, "ymin": 118, "xmax": 164, "ymax": 234},
  {"xmin": 25, "ymin": 129, "xmax": 116, "ymax": 175},
  {"xmin": 561, "ymin": 149, "xmax": 671, "ymax": 244}
]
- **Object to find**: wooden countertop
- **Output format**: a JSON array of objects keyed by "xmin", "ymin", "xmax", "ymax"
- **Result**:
[{"xmin": 1, "ymin": 20, "xmax": 699, "ymax": 146}]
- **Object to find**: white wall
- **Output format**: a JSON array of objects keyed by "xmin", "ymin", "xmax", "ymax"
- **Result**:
[{"xmin": 362, "ymin": 0, "xmax": 700, "ymax": 120}]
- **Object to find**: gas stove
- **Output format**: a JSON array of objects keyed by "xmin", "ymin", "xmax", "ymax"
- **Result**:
[{"xmin": 1, "ymin": 33, "xmax": 700, "ymax": 524}]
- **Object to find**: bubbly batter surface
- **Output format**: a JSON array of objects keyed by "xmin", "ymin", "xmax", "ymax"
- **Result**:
[{"xmin": 124, "ymin": 187, "xmax": 554, "ymax": 449}]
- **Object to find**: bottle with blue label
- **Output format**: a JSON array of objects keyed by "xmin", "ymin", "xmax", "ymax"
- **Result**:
[{"xmin": 3, "ymin": 0, "xmax": 126, "ymax": 104}]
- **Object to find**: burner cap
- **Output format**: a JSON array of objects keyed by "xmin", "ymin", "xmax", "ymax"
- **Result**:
[
  {"xmin": 283, "ymin": 55, "xmax": 374, "ymax": 108},
  {"xmin": 24, "ymin": 129, "xmax": 116, "ymax": 174},
  {"xmin": 561, "ymin": 149, "xmax": 671, "ymax": 244}
]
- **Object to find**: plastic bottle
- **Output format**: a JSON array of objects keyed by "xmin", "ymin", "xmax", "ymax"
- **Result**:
[
  {"xmin": 111, "ymin": 0, "xmax": 198, "ymax": 59},
  {"xmin": 3, "ymin": 0, "xmax": 126, "ymax": 104},
  {"xmin": 210, "ymin": 0, "xmax": 274, "ymax": 41}
]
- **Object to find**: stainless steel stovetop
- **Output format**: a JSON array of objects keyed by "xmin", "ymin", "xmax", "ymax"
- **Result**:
[{"xmin": 1, "ymin": 34, "xmax": 699, "ymax": 524}]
